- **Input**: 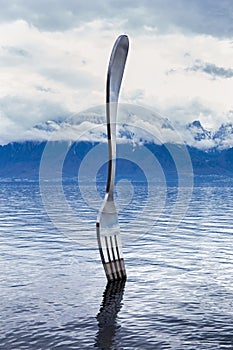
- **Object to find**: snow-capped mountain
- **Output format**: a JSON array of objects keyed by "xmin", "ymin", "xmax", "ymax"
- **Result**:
[
  {"xmin": 34, "ymin": 120, "xmax": 62, "ymax": 132},
  {"xmin": 187, "ymin": 120, "xmax": 212, "ymax": 141},
  {"xmin": 213, "ymin": 123, "xmax": 233, "ymax": 149},
  {"xmin": 185, "ymin": 120, "xmax": 233, "ymax": 149},
  {"xmin": 29, "ymin": 116, "xmax": 233, "ymax": 151}
]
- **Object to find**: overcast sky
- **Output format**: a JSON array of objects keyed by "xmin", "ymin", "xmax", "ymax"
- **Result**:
[{"xmin": 0, "ymin": 0, "xmax": 232, "ymax": 144}]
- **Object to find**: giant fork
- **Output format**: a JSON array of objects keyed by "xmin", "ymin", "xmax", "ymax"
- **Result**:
[{"xmin": 96, "ymin": 35, "xmax": 129, "ymax": 281}]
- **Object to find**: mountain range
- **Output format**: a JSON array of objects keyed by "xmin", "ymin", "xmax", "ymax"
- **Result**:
[
  {"xmin": 31, "ymin": 117, "xmax": 233, "ymax": 149},
  {"xmin": 0, "ymin": 120, "xmax": 233, "ymax": 183}
]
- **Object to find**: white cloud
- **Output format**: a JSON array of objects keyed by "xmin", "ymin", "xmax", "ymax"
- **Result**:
[
  {"xmin": 14, "ymin": 104, "xmax": 203, "ymax": 146},
  {"xmin": 123, "ymin": 33, "xmax": 233, "ymax": 126},
  {"xmin": 1, "ymin": 102, "xmax": 232, "ymax": 151},
  {"xmin": 0, "ymin": 0, "xmax": 232, "ymax": 38},
  {"xmin": 0, "ymin": 2, "xmax": 232, "ymax": 146}
]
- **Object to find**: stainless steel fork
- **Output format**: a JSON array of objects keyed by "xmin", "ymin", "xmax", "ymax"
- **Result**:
[{"xmin": 96, "ymin": 35, "xmax": 129, "ymax": 281}]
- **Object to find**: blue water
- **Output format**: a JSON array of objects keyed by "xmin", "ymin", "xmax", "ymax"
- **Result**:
[{"xmin": 0, "ymin": 180, "xmax": 233, "ymax": 349}]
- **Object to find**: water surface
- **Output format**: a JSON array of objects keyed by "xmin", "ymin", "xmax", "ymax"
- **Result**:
[{"xmin": 0, "ymin": 181, "xmax": 233, "ymax": 349}]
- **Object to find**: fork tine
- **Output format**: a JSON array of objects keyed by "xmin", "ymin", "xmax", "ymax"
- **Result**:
[
  {"xmin": 96, "ymin": 222, "xmax": 126, "ymax": 281},
  {"xmin": 114, "ymin": 235, "xmax": 126, "ymax": 278},
  {"xmin": 105, "ymin": 236, "xmax": 118, "ymax": 280},
  {"xmin": 109, "ymin": 236, "xmax": 122, "ymax": 279},
  {"xmin": 97, "ymin": 224, "xmax": 114, "ymax": 281}
]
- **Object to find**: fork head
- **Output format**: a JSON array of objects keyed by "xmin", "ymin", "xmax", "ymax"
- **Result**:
[{"xmin": 96, "ymin": 196, "xmax": 126, "ymax": 281}]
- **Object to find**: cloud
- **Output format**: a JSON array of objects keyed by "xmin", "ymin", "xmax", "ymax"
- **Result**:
[
  {"xmin": 0, "ymin": 95, "xmax": 71, "ymax": 144},
  {"xmin": 0, "ymin": 1, "xmax": 119, "ymax": 31},
  {"xmin": 187, "ymin": 60, "xmax": 233, "ymax": 79},
  {"xmin": 0, "ymin": 0, "xmax": 232, "ymax": 38},
  {"xmin": 12, "ymin": 104, "xmax": 233, "ymax": 151},
  {"xmin": 40, "ymin": 67, "xmax": 100, "ymax": 89},
  {"xmin": 125, "ymin": 33, "xmax": 232, "ymax": 126},
  {"xmin": 0, "ymin": 22, "xmax": 232, "ymax": 140},
  {"xmin": 19, "ymin": 104, "xmax": 183, "ymax": 145},
  {"xmin": 154, "ymin": 0, "xmax": 233, "ymax": 38},
  {"xmin": 1, "ymin": 101, "xmax": 233, "ymax": 151},
  {"xmin": 1, "ymin": 45, "xmax": 30, "ymax": 57},
  {"xmin": 0, "ymin": 3, "xmax": 232, "ymax": 146},
  {"xmin": 0, "ymin": 95, "xmax": 69, "ymax": 124},
  {"xmin": 35, "ymin": 86, "xmax": 54, "ymax": 93}
]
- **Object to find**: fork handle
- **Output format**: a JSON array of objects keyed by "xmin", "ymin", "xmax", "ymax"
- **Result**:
[{"xmin": 106, "ymin": 35, "xmax": 129, "ymax": 199}]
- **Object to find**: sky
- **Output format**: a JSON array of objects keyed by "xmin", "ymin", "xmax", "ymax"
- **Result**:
[{"xmin": 0, "ymin": 0, "xmax": 232, "ymax": 145}]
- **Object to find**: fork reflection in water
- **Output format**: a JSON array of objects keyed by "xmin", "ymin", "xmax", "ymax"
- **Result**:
[{"xmin": 95, "ymin": 280, "xmax": 126, "ymax": 349}]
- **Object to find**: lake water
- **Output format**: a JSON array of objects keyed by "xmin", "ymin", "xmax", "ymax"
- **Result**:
[{"xmin": 0, "ymin": 180, "xmax": 233, "ymax": 349}]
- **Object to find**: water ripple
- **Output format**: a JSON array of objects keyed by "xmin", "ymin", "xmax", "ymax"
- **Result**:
[{"xmin": 0, "ymin": 182, "xmax": 233, "ymax": 349}]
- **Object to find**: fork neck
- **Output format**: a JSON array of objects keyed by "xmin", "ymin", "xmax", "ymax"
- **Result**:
[{"xmin": 106, "ymin": 102, "xmax": 117, "ymax": 201}]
